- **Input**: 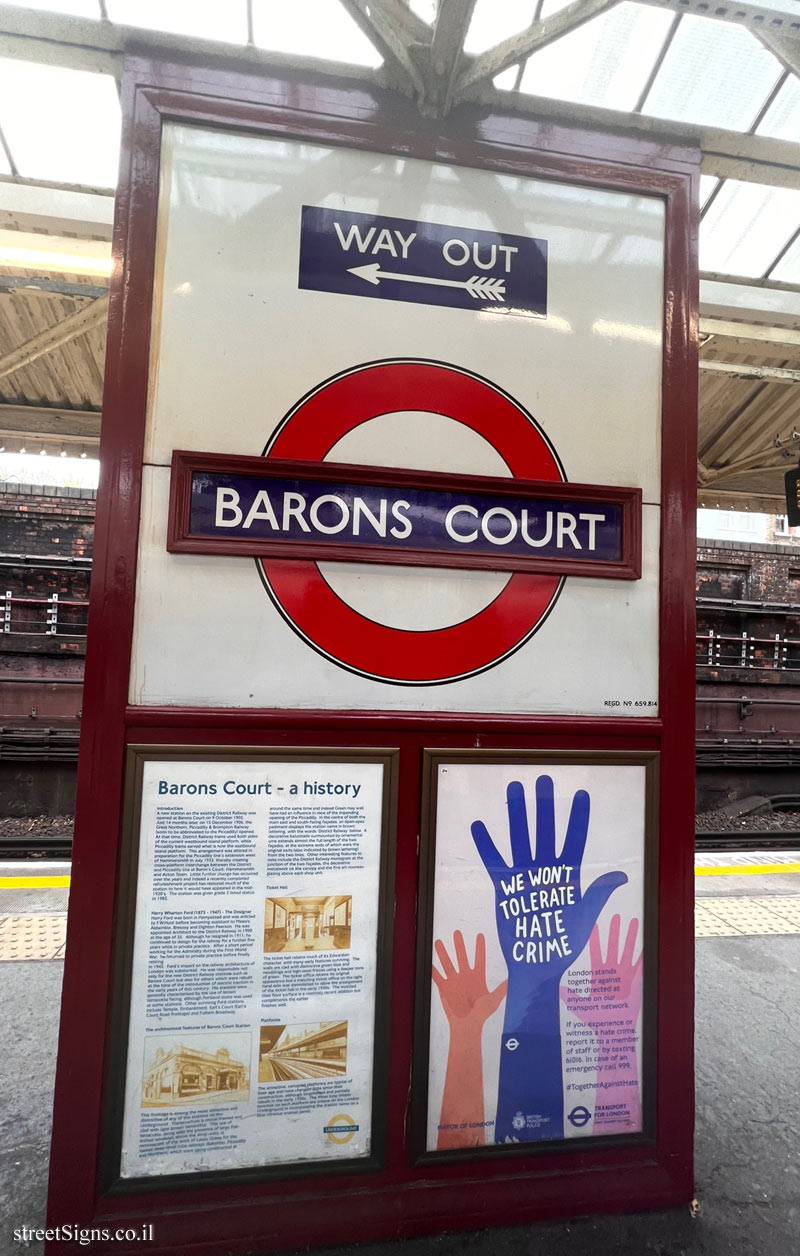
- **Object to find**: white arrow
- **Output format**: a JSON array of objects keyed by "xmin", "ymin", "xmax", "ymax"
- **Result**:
[{"xmin": 347, "ymin": 262, "xmax": 506, "ymax": 302}]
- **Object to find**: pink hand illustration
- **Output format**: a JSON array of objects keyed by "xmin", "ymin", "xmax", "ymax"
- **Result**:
[
  {"xmin": 433, "ymin": 931, "xmax": 507, "ymax": 1028},
  {"xmin": 561, "ymin": 915, "xmax": 643, "ymax": 1135},
  {"xmin": 432, "ymin": 931, "xmax": 507, "ymax": 1149}
]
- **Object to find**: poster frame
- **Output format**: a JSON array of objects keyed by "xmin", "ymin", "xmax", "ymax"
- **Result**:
[
  {"xmin": 412, "ymin": 748, "xmax": 660, "ymax": 1165},
  {"xmin": 45, "ymin": 47, "xmax": 697, "ymax": 1253},
  {"xmin": 100, "ymin": 743, "xmax": 399, "ymax": 1194}
]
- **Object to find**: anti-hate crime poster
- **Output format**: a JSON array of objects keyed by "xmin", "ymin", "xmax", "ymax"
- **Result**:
[{"xmin": 426, "ymin": 760, "xmax": 647, "ymax": 1151}]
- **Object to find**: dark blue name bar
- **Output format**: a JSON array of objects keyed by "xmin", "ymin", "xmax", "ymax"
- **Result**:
[
  {"xmin": 193, "ymin": 473, "xmax": 619, "ymax": 560},
  {"xmin": 168, "ymin": 454, "xmax": 641, "ymax": 580},
  {"xmin": 298, "ymin": 206, "xmax": 547, "ymax": 317}
]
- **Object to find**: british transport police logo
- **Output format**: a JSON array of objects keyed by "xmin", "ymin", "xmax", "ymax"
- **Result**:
[{"xmin": 167, "ymin": 359, "xmax": 642, "ymax": 687}]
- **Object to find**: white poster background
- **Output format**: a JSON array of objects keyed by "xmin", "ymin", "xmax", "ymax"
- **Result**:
[
  {"xmin": 426, "ymin": 761, "xmax": 646, "ymax": 1150},
  {"xmin": 120, "ymin": 757, "xmax": 385, "ymax": 1178},
  {"xmin": 130, "ymin": 124, "xmax": 663, "ymax": 715}
]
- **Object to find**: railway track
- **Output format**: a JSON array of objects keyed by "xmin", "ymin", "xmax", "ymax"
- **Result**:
[
  {"xmin": 3, "ymin": 835, "xmax": 800, "ymax": 859},
  {"xmin": 695, "ymin": 830, "xmax": 800, "ymax": 852},
  {"xmin": 696, "ymin": 797, "xmax": 800, "ymax": 851},
  {"xmin": 3, "ymin": 800, "xmax": 800, "ymax": 860},
  {"xmin": 0, "ymin": 835, "xmax": 73, "ymax": 859}
]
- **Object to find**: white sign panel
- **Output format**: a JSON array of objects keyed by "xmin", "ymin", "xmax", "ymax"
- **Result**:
[
  {"xmin": 425, "ymin": 757, "xmax": 648, "ymax": 1151},
  {"xmin": 119, "ymin": 755, "xmax": 388, "ymax": 1178},
  {"xmin": 130, "ymin": 124, "xmax": 664, "ymax": 714}
]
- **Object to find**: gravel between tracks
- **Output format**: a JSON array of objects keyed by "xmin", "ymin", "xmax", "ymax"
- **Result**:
[
  {"xmin": 3, "ymin": 811, "xmax": 800, "ymax": 840},
  {"xmin": 696, "ymin": 808, "xmax": 800, "ymax": 833},
  {"xmin": 0, "ymin": 814, "xmax": 73, "ymax": 841}
]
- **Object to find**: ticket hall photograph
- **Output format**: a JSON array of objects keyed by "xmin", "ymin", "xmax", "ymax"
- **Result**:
[{"xmin": 264, "ymin": 895, "xmax": 353, "ymax": 952}]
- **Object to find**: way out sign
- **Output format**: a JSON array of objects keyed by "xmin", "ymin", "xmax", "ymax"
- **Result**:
[{"xmin": 298, "ymin": 206, "xmax": 547, "ymax": 316}]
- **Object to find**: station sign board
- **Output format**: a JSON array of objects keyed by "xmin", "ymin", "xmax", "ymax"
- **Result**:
[
  {"xmin": 168, "ymin": 450, "xmax": 641, "ymax": 578},
  {"xmin": 46, "ymin": 57, "xmax": 696, "ymax": 1256},
  {"xmin": 131, "ymin": 333, "xmax": 661, "ymax": 701}
]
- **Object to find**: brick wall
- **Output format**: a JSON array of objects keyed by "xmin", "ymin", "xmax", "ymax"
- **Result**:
[
  {"xmin": 0, "ymin": 482, "xmax": 95, "ymax": 561},
  {"xmin": 697, "ymin": 537, "xmax": 800, "ymax": 604}
]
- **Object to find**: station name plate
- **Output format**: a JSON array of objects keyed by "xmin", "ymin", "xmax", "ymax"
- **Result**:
[{"xmin": 167, "ymin": 451, "xmax": 641, "ymax": 579}]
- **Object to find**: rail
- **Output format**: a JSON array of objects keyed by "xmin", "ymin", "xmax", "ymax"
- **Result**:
[
  {"xmin": 1, "ymin": 591, "xmax": 88, "ymax": 637},
  {"xmin": 697, "ymin": 629, "xmax": 800, "ymax": 673},
  {"xmin": 1, "ymin": 595, "xmax": 799, "ymax": 665}
]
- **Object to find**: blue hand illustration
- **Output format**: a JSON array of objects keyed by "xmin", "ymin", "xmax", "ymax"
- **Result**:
[{"xmin": 471, "ymin": 776, "xmax": 626, "ymax": 1143}]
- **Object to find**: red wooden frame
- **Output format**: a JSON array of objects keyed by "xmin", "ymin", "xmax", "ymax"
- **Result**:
[
  {"xmin": 167, "ymin": 449, "xmax": 643, "ymax": 579},
  {"xmin": 101, "ymin": 744, "xmax": 399, "ymax": 1193},
  {"xmin": 47, "ymin": 48, "xmax": 698, "ymax": 1256}
]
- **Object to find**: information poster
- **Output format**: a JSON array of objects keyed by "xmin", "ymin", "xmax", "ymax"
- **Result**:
[
  {"xmin": 424, "ymin": 755, "xmax": 650, "ymax": 1152},
  {"xmin": 118, "ymin": 752, "xmax": 391, "ymax": 1179}
]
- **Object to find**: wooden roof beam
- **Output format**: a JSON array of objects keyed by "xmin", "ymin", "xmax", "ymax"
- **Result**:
[
  {"xmin": 0, "ymin": 177, "xmax": 113, "ymax": 239},
  {"xmin": 0, "ymin": 403, "xmax": 99, "ymax": 441},
  {"xmin": 0, "ymin": 294, "xmax": 108, "ymax": 383},
  {"xmin": 697, "ymin": 487, "xmax": 786, "ymax": 510},
  {"xmin": 700, "ymin": 278, "xmax": 800, "ymax": 325},
  {"xmin": 700, "ymin": 359, "xmax": 800, "ymax": 384}
]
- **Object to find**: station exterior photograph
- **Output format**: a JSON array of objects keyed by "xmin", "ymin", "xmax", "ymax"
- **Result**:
[{"xmin": 0, "ymin": 2, "xmax": 799, "ymax": 1255}]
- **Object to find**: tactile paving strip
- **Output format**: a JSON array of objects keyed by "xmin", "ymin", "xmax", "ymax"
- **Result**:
[
  {"xmin": 695, "ymin": 902, "xmax": 743, "ymax": 937},
  {"xmin": 751, "ymin": 896, "xmax": 800, "ymax": 928},
  {"xmin": 695, "ymin": 852, "xmax": 800, "ymax": 868},
  {"xmin": 0, "ymin": 903, "xmax": 795, "ymax": 957},
  {"xmin": 0, "ymin": 913, "xmax": 67, "ymax": 961},
  {"xmin": 696, "ymin": 897, "xmax": 800, "ymax": 937}
]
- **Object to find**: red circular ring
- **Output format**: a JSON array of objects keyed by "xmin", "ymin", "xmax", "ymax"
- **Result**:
[{"xmin": 258, "ymin": 359, "xmax": 564, "ymax": 685}]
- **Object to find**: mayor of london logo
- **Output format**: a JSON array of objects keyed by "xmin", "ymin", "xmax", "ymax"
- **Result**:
[{"xmin": 256, "ymin": 358, "xmax": 566, "ymax": 687}]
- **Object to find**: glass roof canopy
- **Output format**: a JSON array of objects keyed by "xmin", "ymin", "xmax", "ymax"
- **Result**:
[{"xmin": 0, "ymin": 0, "xmax": 797, "ymax": 286}]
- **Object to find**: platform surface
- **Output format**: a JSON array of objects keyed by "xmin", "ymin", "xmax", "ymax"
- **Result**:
[{"xmin": 1, "ymin": 853, "xmax": 798, "ymax": 1255}]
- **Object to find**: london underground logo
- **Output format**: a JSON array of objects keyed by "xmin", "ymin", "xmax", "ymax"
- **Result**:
[
  {"xmin": 567, "ymin": 1105, "xmax": 592, "ymax": 1128},
  {"xmin": 256, "ymin": 358, "xmax": 566, "ymax": 686},
  {"xmin": 324, "ymin": 1113, "xmax": 359, "ymax": 1144}
]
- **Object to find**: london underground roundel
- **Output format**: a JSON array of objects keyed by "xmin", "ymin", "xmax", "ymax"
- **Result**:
[{"xmin": 256, "ymin": 359, "xmax": 566, "ymax": 686}]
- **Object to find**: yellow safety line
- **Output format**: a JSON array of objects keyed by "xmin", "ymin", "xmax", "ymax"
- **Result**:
[
  {"xmin": 0, "ymin": 876, "xmax": 71, "ymax": 888},
  {"xmin": 4, "ymin": 868, "xmax": 799, "ymax": 886},
  {"xmin": 696, "ymin": 863, "xmax": 800, "ymax": 877}
]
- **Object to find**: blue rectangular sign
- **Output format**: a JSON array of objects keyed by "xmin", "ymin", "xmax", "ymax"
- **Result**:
[
  {"xmin": 188, "ymin": 471, "xmax": 621, "ymax": 565},
  {"xmin": 298, "ymin": 206, "xmax": 547, "ymax": 317}
]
